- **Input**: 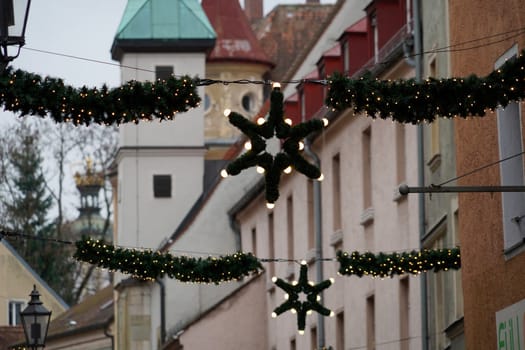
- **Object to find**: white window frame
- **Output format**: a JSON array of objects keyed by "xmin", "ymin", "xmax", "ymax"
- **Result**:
[
  {"xmin": 495, "ymin": 44, "xmax": 525, "ymax": 257},
  {"xmin": 8, "ymin": 300, "xmax": 25, "ymax": 326}
]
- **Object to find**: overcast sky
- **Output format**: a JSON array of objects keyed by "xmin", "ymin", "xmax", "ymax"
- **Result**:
[{"xmin": 1, "ymin": 0, "xmax": 335, "ymax": 219}]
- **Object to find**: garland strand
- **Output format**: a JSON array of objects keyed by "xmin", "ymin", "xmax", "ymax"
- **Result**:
[
  {"xmin": 326, "ymin": 50, "xmax": 525, "ymax": 123},
  {"xmin": 336, "ymin": 248, "xmax": 461, "ymax": 278},
  {"xmin": 74, "ymin": 237, "xmax": 262, "ymax": 283},
  {"xmin": 0, "ymin": 67, "xmax": 200, "ymax": 126},
  {"xmin": 73, "ymin": 237, "xmax": 460, "ymax": 283}
]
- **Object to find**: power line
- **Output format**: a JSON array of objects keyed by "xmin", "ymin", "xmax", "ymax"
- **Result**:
[{"xmin": 19, "ymin": 26, "xmax": 525, "ymax": 86}]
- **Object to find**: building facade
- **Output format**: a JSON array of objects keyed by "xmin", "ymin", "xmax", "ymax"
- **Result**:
[{"xmin": 449, "ymin": 0, "xmax": 525, "ymax": 349}]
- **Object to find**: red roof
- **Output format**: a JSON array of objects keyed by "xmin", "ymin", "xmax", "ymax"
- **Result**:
[
  {"xmin": 345, "ymin": 16, "xmax": 368, "ymax": 34},
  {"xmin": 202, "ymin": 0, "xmax": 273, "ymax": 67},
  {"xmin": 322, "ymin": 43, "xmax": 341, "ymax": 58}
]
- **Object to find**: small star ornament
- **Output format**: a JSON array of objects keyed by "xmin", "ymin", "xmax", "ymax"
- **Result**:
[
  {"xmin": 222, "ymin": 83, "xmax": 326, "ymax": 205},
  {"xmin": 272, "ymin": 261, "xmax": 334, "ymax": 333}
]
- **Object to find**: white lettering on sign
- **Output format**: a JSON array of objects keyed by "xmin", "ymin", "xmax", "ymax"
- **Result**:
[
  {"xmin": 219, "ymin": 39, "xmax": 252, "ymax": 56},
  {"xmin": 497, "ymin": 299, "xmax": 525, "ymax": 349}
]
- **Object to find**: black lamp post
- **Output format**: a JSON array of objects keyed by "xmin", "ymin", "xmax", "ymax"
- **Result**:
[
  {"xmin": 0, "ymin": 0, "xmax": 31, "ymax": 70},
  {"xmin": 20, "ymin": 285, "xmax": 52, "ymax": 350}
]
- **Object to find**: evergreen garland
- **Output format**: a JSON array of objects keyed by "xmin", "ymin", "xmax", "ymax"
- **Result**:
[
  {"xmin": 74, "ymin": 237, "xmax": 263, "ymax": 283},
  {"xmin": 336, "ymin": 248, "xmax": 461, "ymax": 278},
  {"xmin": 326, "ymin": 50, "xmax": 525, "ymax": 123},
  {"xmin": 0, "ymin": 67, "xmax": 200, "ymax": 126}
]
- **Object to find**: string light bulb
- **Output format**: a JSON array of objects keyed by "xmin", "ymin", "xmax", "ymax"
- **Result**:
[
  {"xmin": 257, "ymin": 117, "xmax": 265, "ymax": 125},
  {"xmin": 220, "ymin": 169, "xmax": 229, "ymax": 178},
  {"xmin": 244, "ymin": 141, "xmax": 252, "ymax": 150},
  {"xmin": 266, "ymin": 202, "xmax": 275, "ymax": 209},
  {"xmin": 298, "ymin": 141, "xmax": 305, "ymax": 151},
  {"xmin": 256, "ymin": 166, "xmax": 265, "ymax": 174},
  {"xmin": 317, "ymin": 173, "xmax": 324, "ymax": 181},
  {"xmin": 284, "ymin": 166, "xmax": 292, "ymax": 174},
  {"xmin": 322, "ymin": 118, "xmax": 329, "ymax": 127},
  {"xmin": 273, "ymin": 82, "xmax": 281, "ymax": 89},
  {"xmin": 223, "ymin": 109, "xmax": 231, "ymax": 117},
  {"xmin": 298, "ymin": 330, "xmax": 304, "ymax": 335},
  {"xmin": 284, "ymin": 118, "xmax": 292, "ymax": 125}
]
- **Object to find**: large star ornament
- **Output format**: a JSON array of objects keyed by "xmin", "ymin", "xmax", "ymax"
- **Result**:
[
  {"xmin": 222, "ymin": 84, "xmax": 327, "ymax": 206},
  {"xmin": 271, "ymin": 262, "xmax": 334, "ymax": 333}
]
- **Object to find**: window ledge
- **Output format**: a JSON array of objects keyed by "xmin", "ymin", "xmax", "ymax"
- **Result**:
[
  {"xmin": 393, "ymin": 182, "xmax": 408, "ymax": 202},
  {"xmin": 504, "ymin": 237, "xmax": 525, "ymax": 260},
  {"xmin": 330, "ymin": 230, "xmax": 343, "ymax": 247},
  {"xmin": 360, "ymin": 207, "xmax": 375, "ymax": 226},
  {"xmin": 427, "ymin": 153, "xmax": 442, "ymax": 172}
]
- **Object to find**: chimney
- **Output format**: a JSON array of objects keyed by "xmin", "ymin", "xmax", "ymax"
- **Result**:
[{"xmin": 244, "ymin": 0, "xmax": 263, "ymax": 22}]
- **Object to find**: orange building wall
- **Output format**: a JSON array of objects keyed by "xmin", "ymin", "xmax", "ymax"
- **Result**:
[{"xmin": 449, "ymin": 1, "xmax": 525, "ymax": 348}]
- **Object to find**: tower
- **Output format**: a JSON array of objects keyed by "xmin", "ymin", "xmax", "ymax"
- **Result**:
[
  {"xmin": 110, "ymin": 1, "xmax": 215, "ymax": 349},
  {"xmin": 202, "ymin": 0, "xmax": 273, "ymax": 160}
]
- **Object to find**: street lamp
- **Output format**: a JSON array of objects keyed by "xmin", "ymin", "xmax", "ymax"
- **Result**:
[
  {"xmin": 20, "ymin": 285, "xmax": 52, "ymax": 350},
  {"xmin": 0, "ymin": 0, "xmax": 31, "ymax": 69}
]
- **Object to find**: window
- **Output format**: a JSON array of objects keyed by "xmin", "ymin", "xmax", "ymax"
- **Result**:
[
  {"xmin": 8, "ymin": 301, "xmax": 24, "ymax": 325},
  {"xmin": 399, "ymin": 278, "xmax": 409, "ymax": 350},
  {"xmin": 307, "ymin": 179, "xmax": 315, "ymax": 250},
  {"xmin": 367, "ymin": 295, "xmax": 375, "ymax": 350},
  {"xmin": 155, "ymin": 66, "xmax": 173, "ymax": 81},
  {"xmin": 343, "ymin": 40, "xmax": 350, "ymax": 74},
  {"xmin": 153, "ymin": 175, "xmax": 171, "ymax": 198},
  {"xmin": 310, "ymin": 326, "xmax": 317, "ymax": 350},
  {"xmin": 268, "ymin": 213, "xmax": 275, "ymax": 278},
  {"xmin": 290, "ymin": 337, "xmax": 296, "ymax": 350},
  {"xmin": 362, "ymin": 127, "xmax": 372, "ymax": 209},
  {"xmin": 287, "ymin": 195, "xmax": 294, "ymax": 260},
  {"xmin": 396, "ymin": 124, "xmax": 406, "ymax": 184},
  {"xmin": 242, "ymin": 93, "xmax": 255, "ymax": 113},
  {"xmin": 333, "ymin": 153, "xmax": 342, "ymax": 231},
  {"xmin": 251, "ymin": 227, "xmax": 257, "ymax": 256},
  {"xmin": 496, "ymin": 45, "xmax": 525, "ymax": 254},
  {"xmin": 371, "ymin": 14, "xmax": 379, "ymax": 63},
  {"xmin": 336, "ymin": 311, "xmax": 345, "ymax": 350}
]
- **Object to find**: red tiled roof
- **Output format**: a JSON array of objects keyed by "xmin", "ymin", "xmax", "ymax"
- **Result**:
[
  {"xmin": 252, "ymin": 4, "xmax": 336, "ymax": 80},
  {"xmin": 0, "ymin": 326, "xmax": 24, "ymax": 350},
  {"xmin": 345, "ymin": 16, "xmax": 368, "ymax": 33},
  {"xmin": 202, "ymin": 0, "xmax": 273, "ymax": 67}
]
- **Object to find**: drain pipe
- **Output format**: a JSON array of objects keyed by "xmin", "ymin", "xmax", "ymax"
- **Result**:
[
  {"xmin": 411, "ymin": 0, "xmax": 429, "ymax": 349},
  {"xmin": 156, "ymin": 279, "xmax": 167, "ymax": 346},
  {"xmin": 304, "ymin": 138, "xmax": 325, "ymax": 349}
]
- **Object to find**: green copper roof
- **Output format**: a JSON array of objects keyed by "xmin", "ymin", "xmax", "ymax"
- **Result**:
[{"xmin": 115, "ymin": 0, "xmax": 216, "ymax": 40}]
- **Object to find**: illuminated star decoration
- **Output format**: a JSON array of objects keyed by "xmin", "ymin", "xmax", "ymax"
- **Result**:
[
  {"xmin": 221, "ymin": 83, "xmax": 327, "ymax": 207},
  {"xmin": 271, "ymin": 261, "xmax": 334, "ymax": 334}
]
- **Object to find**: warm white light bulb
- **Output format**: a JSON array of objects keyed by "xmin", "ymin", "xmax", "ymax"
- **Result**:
[
  {"xmin": 271, "ymin": 312, "xmax": 277, "ymax": 318},
  {"xmin": 316, "ymin": 295, "xmax": 321, "ymax": 301},
  {"xmin": 307, "ymin": 310, "xmax": 312, "ymax": 315},
  {"xmin": 244, "ymin": 141, "xmax": 252, "ymax": 150},
  {"xmin": 273, "ymin": 82, "xmax": 281, "ymax": 89},
  {"xmin": 220, "ymin": 169, "xmax": 229, "ymax": 178},
  {"xmin": 330, "ymin": 311, "xmax": 335, "ymax": 317},
  {"xmin": 272, "ymin": 276, "xmax": 278, "ymax": 283},
  {"xmin": 300, "ymin": 260, "xmax": 307, "ymax": 265},
  {"xmin": 256, "ymin": 166, "xmax": 265, "ymax": 174},
  {"xmin": 299, "ymin": 141, "xmax": 305, "ymax": 151},
  {"xmin": 317, "ymin": 173, "xmax": 324, "ymax": 181},
  {"xmin": 257, "ymin": 117, "xmax": 265, "ymax": 125},
  {"xmin": 223, "ymin": 109, "xmax": 231, "ymax": 117},
  {"xmin": 292, "ymin": 280, "xmax": 298, "ymax": 286},
  {"xmin": 284, "ymin": 118, "xmax": 292, "ymax": 125},
  {"xmin": 266, "ymin": 202, "xmax": 275, "ymax": 209},
  {"xmin": 322, "ymin": 118, "xmax": 329, "ymax": 127},
  {"xmin": 298, "ymin": 330, "xmax": 304, "ymax": 335},
  {"xmin": 284, "ymin": 166, "xmax": 292, "ymax": 174},
  {"xmin": 284, "ymin": 293, "xmax": 289, "ymax": 300},
  {"xmin": 291, "ymin": 308, "xmax": 297, "ymax": 314},
  {"xmin": 329, "ymin": 278, "xmax": 335, "ymax": 284}
]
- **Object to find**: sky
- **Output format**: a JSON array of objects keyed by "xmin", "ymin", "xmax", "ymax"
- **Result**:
[{"xmin": 0, "ymin": 0, "xmax": 335, "ymax": 219}]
